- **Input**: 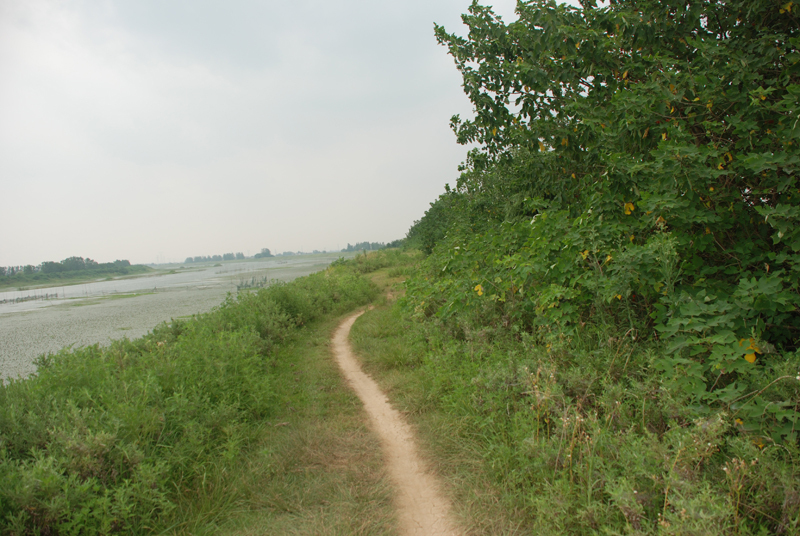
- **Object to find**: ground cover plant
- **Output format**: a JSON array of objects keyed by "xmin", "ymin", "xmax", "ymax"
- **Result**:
[
  {"xmin": 0, "ymin": 262, "xmax": 379, "ymax": 534},
  {"xmin": 375, "ymin": 0, "xmax": 800, "ymax": 532}
]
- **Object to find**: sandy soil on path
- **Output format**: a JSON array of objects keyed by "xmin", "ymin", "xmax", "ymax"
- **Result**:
[{"xmin": 332, "ymin": 311, "xmax": 461, "ymax": 536}]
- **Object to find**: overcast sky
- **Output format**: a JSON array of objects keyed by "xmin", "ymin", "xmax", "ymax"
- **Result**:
[{"xmin": 0, "ymin": 0, "xmax": 521, "ymax": 266}]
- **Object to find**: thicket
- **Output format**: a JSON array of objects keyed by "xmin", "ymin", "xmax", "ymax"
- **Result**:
[
  {"xmin": 0, "ymin": 263, "xmax": 377, "ymax": 534},
  {"xmin": 398, "ymin": 0, "xmax": 800, "ymax": 532}
]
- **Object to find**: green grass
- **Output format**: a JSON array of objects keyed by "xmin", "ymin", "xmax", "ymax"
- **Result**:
[
  {"xmin": 0, "ymin": 262, "xmax": 386, "ymax": 535},
  {"xmin": 216, "ymin": 315, "xmax": 396, "ymax": 536},
  {"xmin": 350, "ymin": 298, "xmax": 800, "ymax": 535}
]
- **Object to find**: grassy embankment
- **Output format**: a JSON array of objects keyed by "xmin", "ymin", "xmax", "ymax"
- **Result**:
[
  {"xmin": 350, "ymin": 259, "xmax": 800, "ymax": 535},
  {"xmin": 0, "ymin": 253, "xmax": 413, "ymax": 535}
]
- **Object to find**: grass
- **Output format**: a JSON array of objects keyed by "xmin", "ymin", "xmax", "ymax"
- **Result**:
[
  {"xmin": 350, "ymin": 305, "xmax": 527, "ymax": 535},
  {"xmin": 350, "ymin": 270, "xmax": 800, "ymax": 535},
  {"xmin": 0, "ymin": 261, "xmax": 388, "ymax": 535},
  {"xmin": 216, "ymin": 315, "xmax": 396, "ymax": 536}
]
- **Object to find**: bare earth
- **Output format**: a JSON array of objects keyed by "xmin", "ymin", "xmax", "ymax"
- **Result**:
[{"xmin": 333, "ymin": 311, "xmax": 461, "ymax": 536}]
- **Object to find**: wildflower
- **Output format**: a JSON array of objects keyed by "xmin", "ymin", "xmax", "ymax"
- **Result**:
[
  {"xmin": 624, "ymin": 202, "xmax": 635, "ymax": 215},
  {"xmin": 739, "ymin": 338, "xmax": 761, "ymax": 363},
  {"xmin": 474, "ymin": 284, "xmax": 484, "ymax": 296}
]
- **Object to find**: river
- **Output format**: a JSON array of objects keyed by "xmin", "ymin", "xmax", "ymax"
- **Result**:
[{"xmin": 0, "ymin": 253, "xmax": 353, "ymax": 382}]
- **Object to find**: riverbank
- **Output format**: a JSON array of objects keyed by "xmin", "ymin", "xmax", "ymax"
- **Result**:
[
  {"xmin": 0, "ymin": 255, "xmax": 388, "ymax": 534},
  {"xmin": 0, "ymin": 252, "xmax": 355, "ymax": 382}
]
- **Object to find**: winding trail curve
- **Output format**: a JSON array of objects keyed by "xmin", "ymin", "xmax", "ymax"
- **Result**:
[{"xmin": 333, "ymin": 311, "xmax": 461, "ymax": 536}]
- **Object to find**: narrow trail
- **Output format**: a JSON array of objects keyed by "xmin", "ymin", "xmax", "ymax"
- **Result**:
[{"xmin": 332, "ymin": 311, "xmax": 461, "ymax": 536}]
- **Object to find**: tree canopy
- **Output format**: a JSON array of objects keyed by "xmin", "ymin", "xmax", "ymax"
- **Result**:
[{"xmin": 409, "ymin": 0, "xmax": 800, "ymax": 441}]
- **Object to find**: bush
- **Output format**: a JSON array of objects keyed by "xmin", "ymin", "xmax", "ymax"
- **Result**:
[{"xmin": 0, "ymin": 263, "xmax": 377, "ymax": 534}]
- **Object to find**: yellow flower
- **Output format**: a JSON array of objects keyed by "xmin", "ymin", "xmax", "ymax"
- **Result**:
[
  {"xmin": 539, "ymin": 141, "xmax": 545, "ymax": 152},
  {"xmin": 662, "ymin": 132, "xmax": 667, "ymax": 141},
  {"xmin": 624, "ymin": 202, "xmax": 635, "ymax": 215},
  {"xmin": 615, "ymin": 294, "xmax": 622, "ymax": 300},
  {"xmin": 605, "ymin": 254, "xmax": 613, "ymax": 263},
  {"xmin": 735, "ymin": 418, "xmax": 744, "ymax": 426},
  {"xmin": 581, "ymin": 250, "xmax": 590, "ymax": 260},
  {"xmin": 474, "ymin": 284, "xmax": 484, "ymax": 296},
  {"xmin": 740, "ymin": 338, "xmax": 762, "ymax": 363}
]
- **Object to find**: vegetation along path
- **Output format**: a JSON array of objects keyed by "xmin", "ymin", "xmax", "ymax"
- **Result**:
[{"xmin": 333, "ymin": 310, "xmax": 461, "ymax": 536}]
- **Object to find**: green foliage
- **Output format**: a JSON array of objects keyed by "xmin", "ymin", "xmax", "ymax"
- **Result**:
[
  {"xmin": 392, "ymin": 0, "xmax": 800, "ymax": 530},
  {"xmin": 354, "ymin": 302, "xmax": 800, "ymax": 534},
  {"xmin": 1, "ymin": 259, "xmax": 148, "ymax": 289},
  {"xmin": 406, "ymin": 0, "xmax": 800, "ymax": 442},
  {"xmin": 0, "ymin": 263, "xmax": 378, "ymax": 534}
]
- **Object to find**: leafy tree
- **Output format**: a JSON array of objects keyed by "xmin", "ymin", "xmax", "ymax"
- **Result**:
[
  {"xmin": 60, "ymin": 257, "xmax": 86, "ymax": 272},
  {"xmin": 413, "ymin": 0, "xmax": 800, "ymax": 440}
]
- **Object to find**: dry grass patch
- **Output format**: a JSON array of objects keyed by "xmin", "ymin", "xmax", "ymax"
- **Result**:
[{"xmin": 217, "ymin": 316, "xmax": 397, "ymax": 536}]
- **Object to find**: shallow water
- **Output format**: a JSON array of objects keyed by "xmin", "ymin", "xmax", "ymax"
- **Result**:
[{"xmin": 0, "ymin": 253, "xmax": 351, "ymax": 381}]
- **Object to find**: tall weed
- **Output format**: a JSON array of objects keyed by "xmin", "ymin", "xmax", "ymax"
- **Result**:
[{"xmin": 0, "ymin": 263, "xmax": 378, "ymax": 534}]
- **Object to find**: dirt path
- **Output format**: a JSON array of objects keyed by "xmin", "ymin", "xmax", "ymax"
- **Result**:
[{"xmin": 332, "ymin": 311, "xmax": 461, "ymax": 536}]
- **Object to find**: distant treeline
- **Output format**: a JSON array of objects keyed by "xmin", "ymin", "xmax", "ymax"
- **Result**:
[
  {"xmin": 341, "ymin": 240, "xmax": 403, "ymax": 252},
  {"xmin": 0, "ymin": 256, "xmax": 147, "ymax": 286},
  {"xmin": 183, "ymin": 242, "xmax": 404, "ymax": 263},
  {"xmin": 183, "ymin": 249, "xmax": 272, "ymax": 264},
  {"xmin": 185, "ymin": 252, "xmax": 247, "ymax": 264}
]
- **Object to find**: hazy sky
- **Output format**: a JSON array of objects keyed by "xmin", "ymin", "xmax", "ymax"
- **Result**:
[{"xmin": 0, "ymin": 0, "xmax": 519, "ymax": 265}]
